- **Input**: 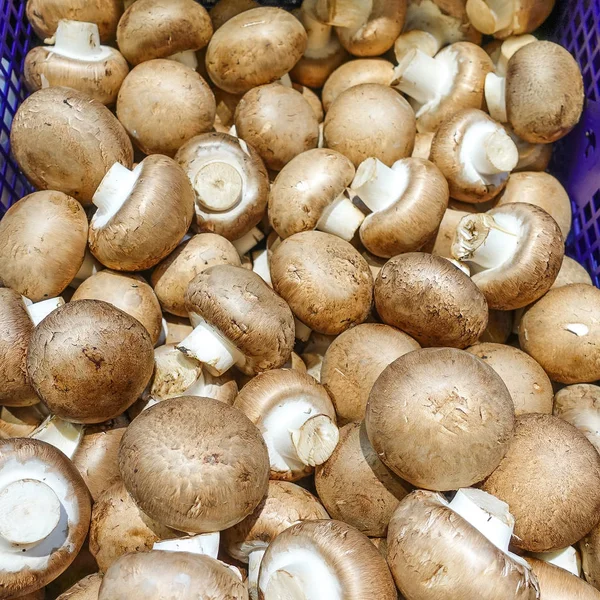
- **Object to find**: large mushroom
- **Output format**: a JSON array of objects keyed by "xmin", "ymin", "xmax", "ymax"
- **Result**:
[{"xmin": 554, "ymin": 384, "xmax": 600, "ymax": 454}]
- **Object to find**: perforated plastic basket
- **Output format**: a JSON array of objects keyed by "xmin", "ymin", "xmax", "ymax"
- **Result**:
[{"xmin": 0, "ymin": 0, "xmax": 598, "ymax": 286}]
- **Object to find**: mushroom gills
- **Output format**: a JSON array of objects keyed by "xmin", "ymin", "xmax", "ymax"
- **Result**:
[
  {"xmin": 45, "ymin": 20, "xmax": 113, "ymax": 62},
  {"xmin": 29, "ymin": 415, "xmax": 84, "ymax": 459},
  {"xmin": 466, "ymin": 0, "xmax": 514, "ymax": 35},
  {"xmin": 351, "ymin": 157, "xmax": 409, "ymax": 213},
  {"xmin": 153, "ymin": 532, "xmax": 220, "ymax": 559}
]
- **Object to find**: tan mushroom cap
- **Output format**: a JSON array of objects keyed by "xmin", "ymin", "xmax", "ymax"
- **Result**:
[
  {"xmin": 367, "ymin": 348, "xmax": 514, "ymax": 490},
  {"xmin": 99, "ymin": 551, "xmax": 248, "ymax": 600},
  {"xmin": 10, "ymin": 87, "xmax": 133, "ymax": 205},
  {"xmin": 479, "ymin": 309, "xmax": 514, "ymax": 343},
  {"xmin": 581, "ymin": 520, "xmax": 600, "ymax": 592},
  {"xmin": 117, "ymin": 60, "xmax": 216, "ymax": 157},
  {"xmin": 527, "ymin": 558, "xmax": 600, "ymax": 600},
  {"xmin": 374, "ymin": 253, "xmax": 488, "ymax": 348},
  {"xmin": 270, "ymin": 231, "xmax": 373, "ymax": 335},
  {"xmin": 27, "ymin": 300, "xmax": 155, "ymax": 424},
  {"xmin": 56, "ymin": 573, "xmax": 103, "ymax": 600},
  {"xmin": 506, "ymin": 42, "xmax": 584, "ymax": 144},
  {"xmin": 315, "ymin": 422, "xmax": 411, "ymax": 537},
  {"xmin": 519, "ymin": 284, "xmax": 600, "ymax": 383},
  {"xmin": 324, "ymin": 83, "xmax": 416, "ymax": 167},
  {"xmin": 495, "ymin": 171, "xmax": 572, "ymax": 238},
  {"xmin": 553, "ymin": 384, "xmax": 600, "ymax": 454},
  {"xmin": 483, "ymin": 414, "xmax": 600, "ymax": 552},
  {"xmin": 0, "ymin": 438, "xmax": 92, "ymax": 599},
  {"xmin": 0, "ymin": 405, "xmax": 46, "ymax": 438},
  {"xmin": 89, "ymin": 480, "xmax": 178, "ymax": 573},
  {"xmin": 72, "ymin": 270, "xmax": 162, "ymax": 345},
  {"xmin": 26, "ymin": 0, "xmax": 123, "ymax": 41},
  {"xmin": 0, "ymin": 191, "xmax": 87, "ymax": 301},
  {"xmin": 117, "ymin": 0, "xmax": 212, "ymax": 65},
  {"xmin": 292, "ymin": 84, "xmax": 325, "ymax": 123},
  {"xmin": 321, "ymin": 323, "xmax": 420, "ymax": 425},
  {"xmin": 206, "ymin": 7, "xmax": 307, "ymax": 95},
  {"xmin": 466, "ymin": 342, "xmax": 553, "ymax": 415},
  {"xmin": 119, "ymin": 396, "xmax": 270, "ymax": 533},
  {"xmin": 210, "ymin": 0, "xmax": 260, "ymax": 29},
  {"xmin": 551, "ymin": 256, "xmax": 593, "ymax": 289},
  {"xmin": 387, "ymin": 490, "xmax": 540, "ymax": 600}
]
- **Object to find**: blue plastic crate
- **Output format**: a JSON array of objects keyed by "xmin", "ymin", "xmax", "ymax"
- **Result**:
[{"xmin": 0, "ymin": 0, "xmax": 598, "ymax": 286}]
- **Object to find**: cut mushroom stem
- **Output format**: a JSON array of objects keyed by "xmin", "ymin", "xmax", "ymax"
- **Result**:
[
  {"xmin": 294, "ymin": 317, "xmax": 312, "ymax": 343},
  {"xmin": 531, "ymin": 546, "xmax": 581, "ymax": 576},
  {"xmin": 46, "ymin": 19, "xmax": 112, "ymax": 61},
  {"xmin": 315, "ymin": 0, "xmax": 373, "ymax": 28},
  {"xmin": 351, "ymin": 158, "xmax": 408, "ymax": 212},
  {"xmin": 194, "ymin": 162, "xmax": 243, "ymax": 212},
  {"xmin": 29, "ymin": 415, "xmax": 83, "ymax": 459},
  {"xmin": 291, "ymin": 414, "xmax": 339, "ymax": 467},
  {"xmin": 25, "ymin": 297, "xmax": 65, "ymax": 326},
  {"xmin": 314, "ymin": 192, "xmax": 365, "ymax": 241},
  {"xmin": 466, "ymin": 0, "xmax": 514, "ymax": 35},
  {"xmin": 485, "ymin": 73, "xmax": 508, "ymax": 122},
  {"xmin": 233, "ymin": 227, "xmax": 264, "ymax": 256},
  {"xmin": 462, "ymin": 121, "xmax": 518, "ymax": 175},
  {"xmin": 248, "ymin": 548, "xmax": 267, "ymax": 600},
  {"xmin": 168, "ymin": 49, "xmax": 199, "ymax": 70},
  {"xmin": 153, "ymin": 532, "xmax": 220, "ymax": 559}
]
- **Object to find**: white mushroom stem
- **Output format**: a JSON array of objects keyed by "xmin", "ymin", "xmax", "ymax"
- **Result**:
[
  {"xmin": 315, "ymin": 0, "xmax": 373, "ymax": 28},
  {"xmin": 315, "ymin": 192, "xmax": 365, "ymax": 241},
  {"xmin": 70, "ymin": 249, "xmax": 103, "ymax": 289},
  {"xmin": 485, "ymin": 73, "xmax": 508, "ymax": 122},
  {"xmin": 394, "ymin": 30, "xmax": 441, "ymax": 61},
  {"xmin": 233, "ymin": 227, "xmax": 265, "ymax": 256},
  {"xmin": 466, "ymin": 0, "xmax": 514, "ymax": 35},
  {"xmin": 29, "ymin": 415, "xmax": 84, "ymax": 459},
  {"xmin": 156, "ymin": 318, "xmax": 168, "ymax": 348},
  {"xmin": 92, "ymin": 162, "xmax": 142, "ymax": 229},
  {"xmin": 153, "ymin": 532, "xmax": 220, "ymax": 559},
  {"xmin": 531, "ymin": 547, "xmax": 581, "ymax": 577},
  {"xmin": 168, "ymin": 50, "xmax": 199, "ymax": 70},
  {"xmin": 294, "ymin": 318, "xmax": 312, "ymax": 342},
  {"xmin": 46, "ymin": 19, "xmax": 112, "ymax": 61},
  {"xmin": 496, "ymin": 35, "xmax": 536, "ymax": 76},
  {"xmin": 252, "ymin": 249, "xmax": 272, "ymax": 287},
  {"xmin": 292, "ymin": 414, "xmax": 340, "ymax": 467},
  {"xmin": 445, "ymin": 258, "xmax": 471, "ymax": 276},
  {"xmin": 351, "ymin": 158, "xmax": 409, "ymax": 213},
  {"xmin": 248, "ymin": 548, "xmax": 267, "ymax": 600},
  {"xmin": 300, "ymin": 1, "xmax": 340, "ymax": 58},
  {"xmin": 176, "ymin": 315, "xmax": 244, "ymax": 376},
  {"xmin": 25, "ymin": 297, "xmax": 65, "ymax": 326},
  {"xmin": 317, "ymin": 122, "xmax": 325, "ymax": 148}
]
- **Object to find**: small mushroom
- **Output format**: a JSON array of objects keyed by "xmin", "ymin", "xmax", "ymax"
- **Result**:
[
  {"xmin": 56, "ymin": 573, "xmax": 103, "ymax": 600},
  {"xmin": 482, "ymin": 413, "xmax": 600, "ymax": 552},
  {"xmin": 554, "ymin": 384, "xmax": 600, "ymax": 454},
  {"xmin": 324, "ymin": 83, "xmax": 416, "ymax": 167},
  {"xmin": 10, "ymin": 87, "xmax": 133, "ymax": 204},
  {"xmin": 88, "ymin": 155, "xmax": 195, "ymax": 271},
  {"xmin": 551, "ymin": 256, "xmax": 593, "ymax": 289},
  {"xmin": 374, "ymin": 253, "xmax": 488, "ymax": 348},
  {"xmin": 234, "ymin": 369, "xmax": 339, "ymax": 481},
  {"xmin": 366, "ymin": 347, "xmax": 515, "ymax": 490},
  {"xmin": 209, "ymin": 0, "xmax": 259, "ymax": 29},
  {"xmin": 527, "ymin": 558, "xmax": 600, "ymax": 599}
]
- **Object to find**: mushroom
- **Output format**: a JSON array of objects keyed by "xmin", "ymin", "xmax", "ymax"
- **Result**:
[
  {"xmin": 581, "ymin": 520, "xmax": 600, "ymax": 592},
  {"xmin": 206, "ymin": 7, "xmax": 307, "ymax": 95},
  {"xmin": 0, "ymin": 405, "xmax": 46, "ymax": 438},
  {"xmin": 485, "ymin": 41, "xmax": 584, "ymax": 143},
  {"xmin": 71, "ymin": 270, "xmax": 163, "ymax": 345},
  {"xmin": 387, "ymin": 488, "xmax": 539, "ymax": 599},
  {"xmin": 119, "ymin": 396, "xmax": 270, "ymax": 533},
  {"xmin": 351, "ymin": 156, "xmax": 449, "ymax": 257},
  {"xmin": 257, "ymin": 519, "xmax": 397, "ymax": 599},
  {"xmin": 320, "ymin": 323, "xmax": 420, "ymax": 425},
  {"xmin": 519, "ymin": 284, "xmax": 600, "ymax": 383},
  {"xmin": 234, "ymin": 83, "xmax": 319, "ymax": 172},
  {"xmin": 270, "ymin": 231, "xmax": 373, "ymax": 336},
  {"xmin": 429, "ymin": 108, "xmax": 518, "ymax": 203},
  {"xmin": 511, "ymin": 133, "xmax": 553, "ymax": 172},
  {"xmin": 88, "ymin": 155, "xmax": 195, "ymax": 271},
  {"xmin": 374, "ymin": 252, "xmax": 488, "ymax": 348},
  {"xmin": 427, "ymin": 206, "xmax": 470, "ymax": 256},
  {"xmin": 551, "ymin": 256, "xmax": 593, "ymax": 289},
  {"xmin": 292, "ymin": 83, "xmax": 325, "ymax": 123},
  {"xmin": 411, "ymin": 131, "xmax": 434, "ymax": 159},
  {"xmin": 27, "ymin": 299, "xmax": 155, "ymax": 423},
  {"xmin": 28, "ymin": 411, "xmax": 84, "ymax": 460},
  {"xmin": 367, "ymin": 347, "xmax": 514, "ymax": 490},
  {"xmin": 0, "ymin": 191, "xmax": 88, "ymax": 302},
  {"xmin": 69, "ymin": 249, "xmax": 104, "ymax": 290},
  {"xmin": 482, "ymin": 413, "xmax": 600, "ymax": 551},
  {"xmin": 56, "ymin": 573, "xmax": 103, "ymax": 600},
  {"xmin": 393, "ymin": 42, "xmax": 493, "ymax": 133},
  {"xmin": 300, "ymin": 333, "xmax": 337, "ymax": 382},
  {"xmin": 451, "ymin": 203, "xmax": 564, "ymax": 310},
  {"xmin": 526, "ymin": 558, "xmax": 600, "ymax": 599},
  {"xmin": 553, "ymin": 384, "xmax": 600, "ymax": 453},
  {"xmin": 529, "ymin": 546, "xmax": 581, "ymax": 577},
  {"xmin": 222, "ymin": 481, "xmax": 329, "ymax": 599},
  {"xmin": 0, "ymin": 438, "xmax": 91, "ymax": 599},
  {"xmin": 116, "ymin": 60, "xmax": 216, "ymax": 157},
  {"xmin": 24, "ymin": 20, "xmax": 129, "ymax": 105},
  {"xmin": 315, "ymin": 422, "xmax": 411, "ymax": 536},
  {"xmin": 479, "ymin": 309, "xmax": 514, "ymax": 343},
  {"xmin": 174, "ymin": 133, "xmax": 270, "ymax": 241},
  {"xmin": 176, "ymin": 265, "xmax": 294, "ymax": 376},
  {"xmin": 323, "ymin": 83, "xmax": 416, "ymax": 167},
  {"xmin": 10, "ymin": 87, "xmax": 133, "ymax": 205},
  {"xmin": 466, "ymin": 342, "xmax": 553, "ymax": 415},
  {"xmin": 234, "ymin": 369, "xmax": 339, "ymax": 481},
  {"xmin": 209, "ymin": 0, "xmax": 259, "ymax": 29},
  {"xmin": 164, "ymin": 314, "xmax": 194, "ymax": 345}
]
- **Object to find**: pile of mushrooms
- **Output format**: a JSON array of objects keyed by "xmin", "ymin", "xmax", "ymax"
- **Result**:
[{"xmin": 1, "ymin": 0, "xmax": 598, "ymax": 598}]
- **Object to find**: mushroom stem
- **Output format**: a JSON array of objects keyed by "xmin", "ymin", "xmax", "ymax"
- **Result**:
[
  {"xmin": 25, "ymin": 297, "xmax": 65, "ymax": 326},
  {"xmin": 315, "ymin": 0, "xmax": 373, "ymax": 28},
  {"xmin": 69, "ymin": 249, "xmax": 102, "ymax": 289},
  {"xmin": 460, "ymin": 121, "xmax": 518, "ymax": 176},
  {"xmin": 485, "ymin": 73, "xmax": 508, "ymax": 122},
  {"xmin": 466, "ymin": 0, "xmax": 514, "ymax": 35},
  {"xmin": 153, "ymin": 532, "xmax": 220, "ymax": 559},
  {"xmin": 193, "ymin": 161, "xmax": 243, "ymax": 212},
  {"xmin": 496, "ymin": 35, "xmax": 536, "ymax": 76},
  {"xmin": 291, "ymin": 414, "xmax": 339, "ymax": 466},
  {"xmin": 394, "ymin": 30, "xmax": 441, "ymax": 61},
  {"xmin": 29, "ymin": 415, "xmax": 84, "ymax": 459},
  {"xmin": 252, "ymin": 249, "xmax": 272, "ymax": 286},
  {"xmin": 233, "ymin": 227, "xmax": 264, "ymax": 256},
  {"xmin": 294, "ymin": 318, "xmax": 312, "ymax": 342},
  {"xmin": 248, "ymin": 548, "xmax": 267, "ymax": 600},
  {"xmin": 531, "ymin": 546, "xmax": 581, "ymax": 577},
  {"xmin": 48, "ymin": 19, "xmax": 111, "ymax": 61},
  {"xmin": 168, "ymin": 50, "xmax": 199, "ymax": 71},
  {"xmin": 315, "ymin": 192, "xmax": 365, "ymax": 241},
  {"xmin": 351, "ymin": 158, "xmax": 409, "ymax": 213},
  {"xmin": 300, "ymin": 2, "xmax": 338, "ymax": 58}
]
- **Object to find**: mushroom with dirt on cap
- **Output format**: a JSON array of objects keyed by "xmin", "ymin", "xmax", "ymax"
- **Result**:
[{"xmin": 553, "ymin": 384, "xmax": 600, "ymax": 454}]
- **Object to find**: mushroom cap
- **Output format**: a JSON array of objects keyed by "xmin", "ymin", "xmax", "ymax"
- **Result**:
[
  {"xmin": 292, "ymin": 84, "xmax": 325, "ymax": 123},
  {"xmin": 56, "ymin": 573, "xmax": 103, "ymax": 600},
  {"xmin": 359, "ymin": 157, "xmax": 450, "ymax": 258},
  {"xmin": 519, "ymin": 284, "xmax": 600, "ymax": 383},
  {"xmin": 27, "ymin": 300, "xmax": 155, "ymax": 424},
  {"xmin": 552, "ymin": 256, "xmax": 593, "ymax": 289},
  {"xmin": 270, "ymin": 231, "xmax": 373, "ymax": 335},
  {"xmin": 117, "ymin": 0, "xmax": 212, "ymax": 65},
  {"xmin": 466, "ymin": 342, "xmax": 553, "ymax": 415},
  {"xmin": 71, "ymin": 270, "xmax": 162, "ymax": 345},
  {"xmin": 26, "ymin": 0, "xmax": 123, "ymax": 41},
  {"xmin": 89, "ymin": 480, "xmax": 177, "ymax": 573},
  {"xmin": 222, "ymin": 480, "xmax": 329, "ymax": 561},
  {"xmin": 320, "ymin": 323, "xmax": 420, "ymax": 425},
  {"xmin": 0, "ymin": 438, "xmax": 92, "ymax": 599},
  {"xmin": 289, "ymin": 46, "xmax": 348, "ymax": 91},
  {"xmin": 553, "ymin": 384, "xmax": 600, "ymax": 454},
  {"xmin": 185, "ymin": 265, "xmax": 295, "ymax": 375},
  {"xmin": 89, "ymin": 155, "xmax": 195, "ymax": 271},
  {"xmin": 10, "ymin": 87, "xmax": 133, "ymax": 204},
  {"xmin": 119, "ymin": 396, "xmax": 270, "ymax": 532},
  {"xmin": 527, "ymin": 558, "xmax": 600, "ymax": 600},
  {"xmin": 495, "ymin": 171, "xmax": 572, "ymax": 238},
  {"xmin": 210, "ymin": 0, "xmax": 260, "ymax": 29},
  {"xmin": 581, "ymin": 520, "xmax": 600, "ymax": 592},
  {"xmin": 479, "ymin": 309, "xmax": 514, "ymax": 344},
  {"xmin": 324, "ymin": 83, "xmax": 416, "ymax": 167},
  {"xmin": 174, "ymin": 133, "xmax": 270, "ymax": 240},
  {"xmin": 468, "ymin": 0, "xmax": 555, "ymax": 38},
  {"xmin": 0, "ymin": 191, "xmax": 88, "ymax": 301},
  {"xmin": 258, "ymin": 519, "xmax": 397, "ymax": 599},
  {"xmin": 234, "ymin": 83, "xmax": 319, "ymax": 172},
  {"xmin": 268, "ymin": 148, "xmax": 356, "ymax": 238},
  {"xmin": 98, "ymin": 551, "xmax": 248, "ymax": 600},
  {"xmin": 0, "ymin": 288, "xmax": 38, "ymax": 407},
  {"xmin": 387, "ymin": 490, "xmax": 540, "ymax": 600},
  {"xmin": 482, "ymin": 413, "xmax": 600, "ymax": 551},
  {"xmin": 374, "ymin": 253, "xmax": 488, "ymax": 348},
  {"xmin": 321, "ymin": 58, "xmax": 395, "ymax": 112},
  {"xmin": 206, "ymin": 7, "xmax": 307, "ymax": 95},
  {"xmin": 315, "ymin": 422, "xmax": 411, "ymax": 537},
  {"xmin": 367, "ymin": 347, "xmax": 514, "ymax": 490},
  {"xmin": 506, "ymin": 41, "xmax": 584, "ymax": 143}
]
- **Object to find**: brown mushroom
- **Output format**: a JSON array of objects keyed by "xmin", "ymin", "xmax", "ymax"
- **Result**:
[
  {"xmin": 527, "ymin": 558, "xmax": 600, "ymax": 599},
  {"xmin": 209, "ymin": 0, "xmax": 259, "ymax": 29},
  {"xmin": 554, "ymin": 384, "xmax": 600, "ymax": 454},
  {"xmin": 551, "ymin": 256, "xmax": 593, "ymax": 290},
  {"xmin": 581, "ymin": 520, "xmax": 600, "ymax": 592}
]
